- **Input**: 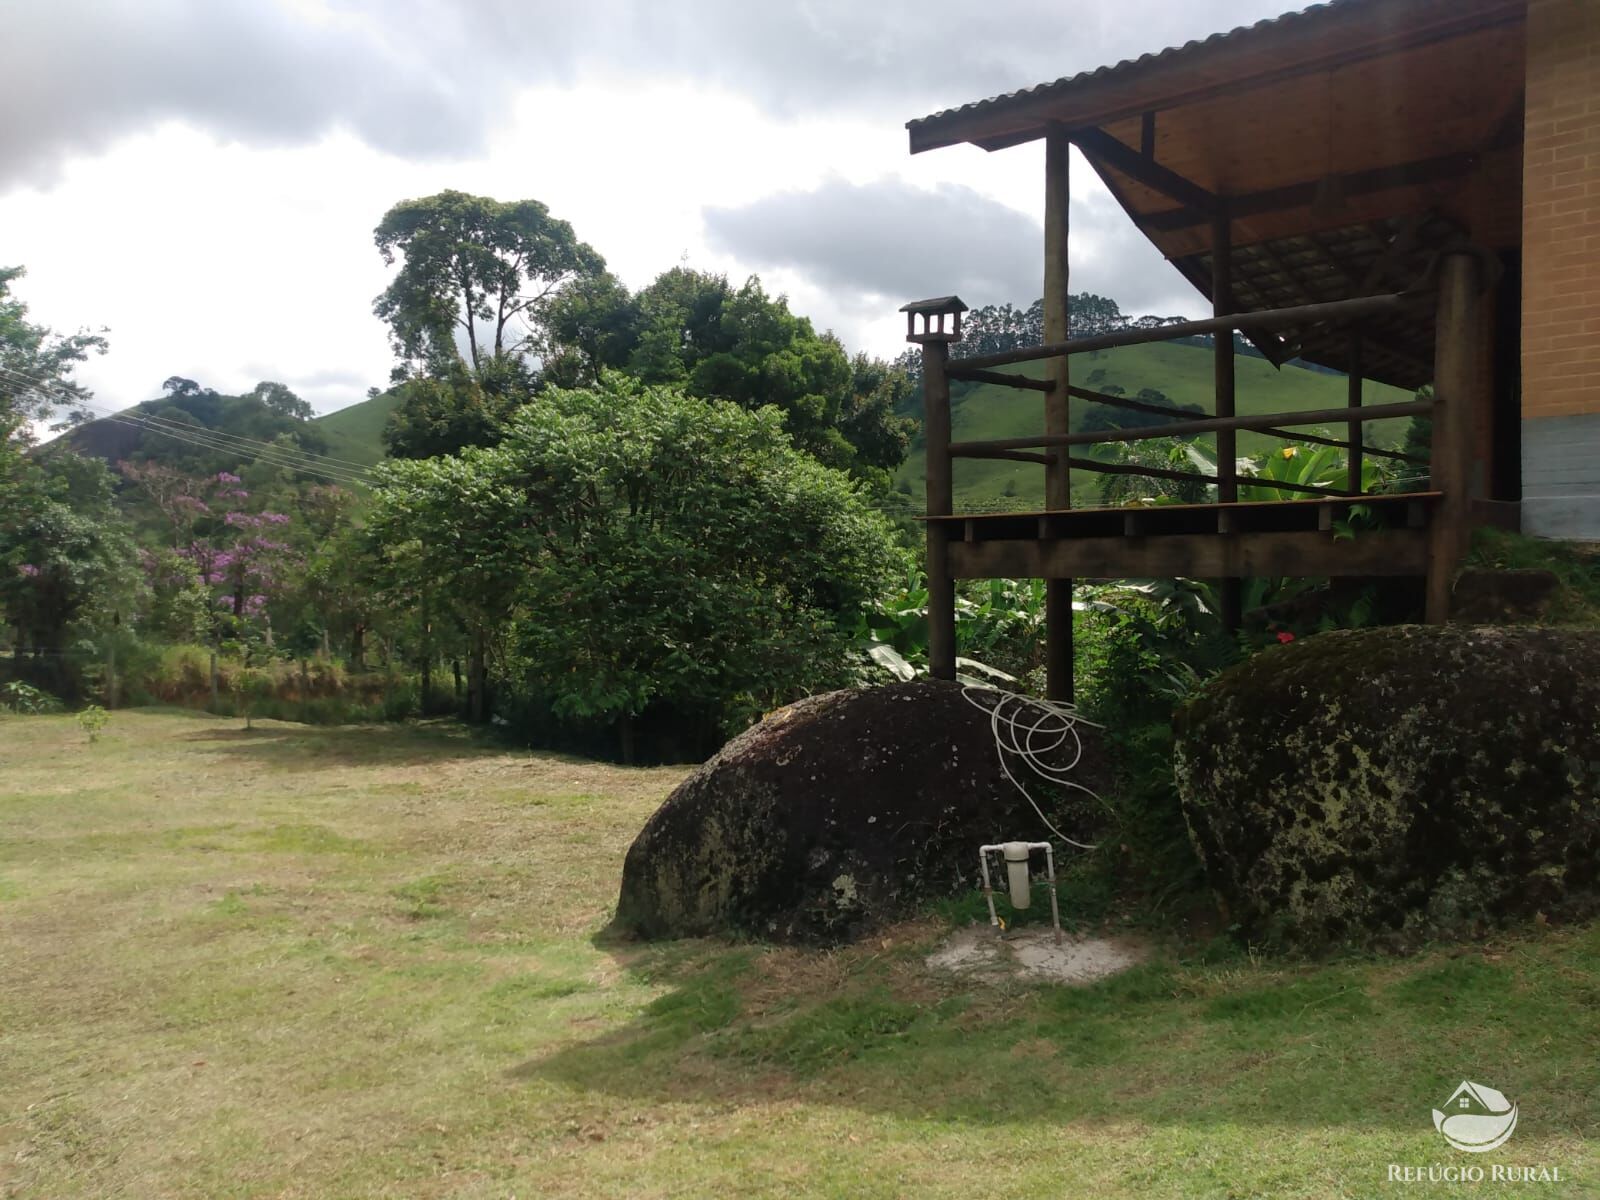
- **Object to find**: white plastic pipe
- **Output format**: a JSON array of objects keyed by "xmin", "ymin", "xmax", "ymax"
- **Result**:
[
  {"xmin": 979, "ymin": 841, "xmax": 1064, "ymax": 943},
  {"xmin": 1002, "ymin": 841, "xmax": 1033, "ymax": 908}
]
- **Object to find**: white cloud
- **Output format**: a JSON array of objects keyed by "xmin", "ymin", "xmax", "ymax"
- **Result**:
[{"xmin": 1, "ymin": 0, "xmax": 1290, "ymax": 415}]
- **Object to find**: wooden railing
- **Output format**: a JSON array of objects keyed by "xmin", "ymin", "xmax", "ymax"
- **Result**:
[{"xmin": 918, "ymin": 290, "xmax": 1435, "ymax": 511}]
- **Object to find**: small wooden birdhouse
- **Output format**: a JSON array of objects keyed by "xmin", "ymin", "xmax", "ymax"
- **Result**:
[{"xmin": 900, "ymin": 296, "xmax": 968, "ymax": 344}]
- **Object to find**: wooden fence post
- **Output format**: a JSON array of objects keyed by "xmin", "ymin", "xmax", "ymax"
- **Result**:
[
  {"xmin": 1044, "ymin": 129, "xmax": 1074, "ymax": 700},
  {"xmin": 1426, "ymin": 251, "xmax": 1484, "ymax": 623},
  {"xmin": 923, "ymin": 338, "xmax": 956, "ymax": 682}
]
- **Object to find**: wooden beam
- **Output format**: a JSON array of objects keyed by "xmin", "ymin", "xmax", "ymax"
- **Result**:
[
  {"xmin": 947, "ymin": 528, "xmax": 1430, "ymax": 580},
  {"xmin": 1347, "ymin": 335, "xmax": 1364, "ymax": 494},
  {"xmin": 1140, "ymin": 110, "xmax": 1157, "ymax": 158},
  {"xmin": 1043, "ymin": 129, "xmax": 1073, "ymax": 702},
  {"xmin": 950, "ymin": 400, "xmax": 1433, "ymax": 454},
  {"xmin": 1051, "ymin": 454, "xmax": 1343, "ymax": 497},
  {"xmin": 1067, "ymin": 384, "xmax": 1424, "ymax": 463},
  {"xmin": 954, "ymin": 447, "xmax": 1057, "ymax": 465},
  {"xmin": 946, "ymin": 366, "xmax": 1055, "ymax": 392},
  {"xmin": 1071, "ymin": 125, "xmax": 1216, "ymax": 213},
  {"xmin": 1425, "ymin": 252, "xmax": 1484, "ymax": 623},
  {"xmin": 921, "ymin": 340, "xmax": 956, "ymax": 679},
  {"xmin": 1213, "ymin": 201, "xmax": 1237, "ymax": 505},
  {"xmin": 1141, "ymin": 151, "xmax": 1480, "ymax": 231},
  {"xmin": 952, "ymin": 292, "xmax": 1424, "ymax": 372}
]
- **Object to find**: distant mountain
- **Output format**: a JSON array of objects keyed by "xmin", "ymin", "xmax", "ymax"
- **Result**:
[{"xmin": 49, "ymin": 381, "xmax": 399, "ymax": 480}]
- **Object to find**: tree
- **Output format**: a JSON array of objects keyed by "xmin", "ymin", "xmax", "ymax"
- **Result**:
[
  {"xmin": 0, "ymin": 265, "xmax": 107, "ymax": 438},
  {"xmin": 248, "ymin": 381, "xmax": 313, "ymax": 422},
  {"xmin": 373, "ymin": 190, "xmax": 604, "ymax": 377},
  {"xmin": 366, "ymin": 374, "xmax": 905, "ymax": 752},
  {"xmin": 381, "ymin": 355, "xmax": 535, "ymax": 460},
  {"xmin": 541, "ymin": 267, "xmax": 913, "ymax": 481}
]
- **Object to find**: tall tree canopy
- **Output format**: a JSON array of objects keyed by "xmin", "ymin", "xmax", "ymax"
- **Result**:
[
  {"xmin": 373, "ymin": 190, "xmax": 604, "ymax": 378},
  {"xmin": 541, "ymin": 267, "xmax": 914, "ymax": 482}
]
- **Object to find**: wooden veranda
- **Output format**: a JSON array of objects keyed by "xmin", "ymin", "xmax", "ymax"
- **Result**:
[{"xmin": 903, "ymin": 0, "xmax": 1526, "ymax": 700}]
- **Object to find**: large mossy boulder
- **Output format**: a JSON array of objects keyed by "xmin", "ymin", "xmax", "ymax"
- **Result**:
[
  {"xmin": 613, "ymin": 680, "xmax": 1106, "ymax": 944},
  {"xmin": 1175, "ymin": 625, "xmax": 1600, "ymax": 949}
]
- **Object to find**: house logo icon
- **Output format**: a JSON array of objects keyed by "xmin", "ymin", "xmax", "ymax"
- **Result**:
[{"xmin": 1432, "ymin": 1081, "xmax": 1518, "ymax": 1153}]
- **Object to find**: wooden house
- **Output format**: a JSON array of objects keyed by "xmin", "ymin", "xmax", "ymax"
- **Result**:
[{"xmin": 901, "ymin": 0, "xmax": 1598, "ymax": 698}]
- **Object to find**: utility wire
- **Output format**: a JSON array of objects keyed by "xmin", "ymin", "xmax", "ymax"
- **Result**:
[
  {"xmin": 0, "ymin": 364, "xmax": 377, "ymax": 477},
  {"xmin": 0, "ymin": 363, "xmax": 377, "ymax": 473},
  {"xmin": 0, "ymin": 365, "xmax": 375, "ymax": 485}
]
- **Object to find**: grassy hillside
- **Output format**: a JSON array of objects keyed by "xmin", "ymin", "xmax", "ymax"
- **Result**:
[
  {"xmin": 894, "ymin": 341, "xmax": 1413, "ymax": 510},
  {"xmin": 314, "ymin": 389, "xmax": 400, "ymax": 467}
]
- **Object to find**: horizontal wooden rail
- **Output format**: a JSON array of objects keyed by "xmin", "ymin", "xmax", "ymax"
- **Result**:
[
  {"xmin": 950, "ymin": 293, "xmax": 1427, "ymax": 372},
  {"xmin": 1065, "ymin": 384, "xmax": 1428, "ymax": 466},
  {"xmin": 948, "ymin": 398, "xmax": 1434, "ymax": 455},
  {"xmin": 956, "ymin": 447, "xmax": 1057, "ymax": 465},
  {"xmin": 948, "ymin": 449, "xmax": 1352, "ymax": 497},
  {"xmin": 946, "ymin": 366, "xmax": 1056, "ymax": 392}
]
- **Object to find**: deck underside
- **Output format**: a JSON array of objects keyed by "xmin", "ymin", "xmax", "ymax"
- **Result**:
[{"xmin": 926, "ymin": 492, "xmax": 1438, "ymax": 580}]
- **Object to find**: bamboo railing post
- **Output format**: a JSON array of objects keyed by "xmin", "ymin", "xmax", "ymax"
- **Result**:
[
  {"xmin": 1044, "ymin": 130, "xmax": 1074, "ymax": 700},
  {"xmin": 1426, "ymin": 251, "xmax": 1483, "ymax": 623},
  {"xmin": 1347, "ymin": 335, "xmax": 1365, "ymax": 495}
]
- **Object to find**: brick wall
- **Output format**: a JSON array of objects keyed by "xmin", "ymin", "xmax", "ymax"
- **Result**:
[{"xmin": 1522, "ymin": 0, "xmax": 1600, "ymax": 537}]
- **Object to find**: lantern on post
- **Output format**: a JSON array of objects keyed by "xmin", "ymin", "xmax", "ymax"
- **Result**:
[{"xmin": 899, "ymin": 295, "xmax": 968, "ymax": 344}]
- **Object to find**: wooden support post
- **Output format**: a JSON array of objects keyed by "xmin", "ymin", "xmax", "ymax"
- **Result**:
[
  {"xmin": 1043, "ymin": 130, "xmax": 1073, "ymax": 701},
  {"xmin": 1426, "ymin": 252, "xmax": 1483, "ymax": 623},
  {"xmin": 923, "ymin": 339, "xmax": 957, "ymax": 681},
  {"xmin": 1212, "ymin": 199, "xmax": 1243, "ymax": 632},
  {"xmin": 1347, "ymin": 336, "xmax": 1364, "ymax": 495}
]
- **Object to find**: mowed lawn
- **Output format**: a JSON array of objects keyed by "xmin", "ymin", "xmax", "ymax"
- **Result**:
[{"xmin": 2, "ymin": 711, "xmax": 1598, "ymax": 1199}]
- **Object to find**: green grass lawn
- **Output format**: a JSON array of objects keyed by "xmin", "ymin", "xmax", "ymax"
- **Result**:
[
  {"xmin": 894, "ymin": 342, "xmax": 1417, "ymax": 511},
  {"xmin": 2, "ymin": 711, "xmax": 1596, "ymax": 1198}
]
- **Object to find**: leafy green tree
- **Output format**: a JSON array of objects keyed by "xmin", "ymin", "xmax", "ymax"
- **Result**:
[
  {"xmin": 382, "ymin": 355, "xmax": 535, "ymax": 460},
  {"xmin": 373, "ymin": 190, "xmax": 604, "ymax": 377},
  {"xmin": 366, "ymin": 374, "xmax": 905, "ymax": 752},
  {"xmin": 0, "ymin": 265, "xmax": 107, "ymax": 438},
  {"xmin": 542, "ymin": 267, "xmax": 913, "ymax": 481},
  {"xmin": 537, "ymin": 270, "xmax": 642, "ymax": 387}
]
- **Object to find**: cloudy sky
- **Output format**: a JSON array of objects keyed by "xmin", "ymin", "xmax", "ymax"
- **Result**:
[{"xmin": 2, "ymin": 0, "xmax": 1294, "ymax": 416}]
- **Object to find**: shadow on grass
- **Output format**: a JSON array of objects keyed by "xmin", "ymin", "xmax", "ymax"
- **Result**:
[
  {"xmin": 519, "ymin": 921, "xmax": 1600, "ymax": 1136},
  {"xmin": 174, "ymin": 717, "xmax": 495, "ymax": 770}
]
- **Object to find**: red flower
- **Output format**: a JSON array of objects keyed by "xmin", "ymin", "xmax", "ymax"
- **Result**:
[{"xmin": 1276, "ymin": 631, "xmax": 1296, "ymax": 644}]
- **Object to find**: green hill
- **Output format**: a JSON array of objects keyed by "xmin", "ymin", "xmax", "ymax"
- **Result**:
[
  {"xmin": 894, "ymin": 341, "xmax": 1414, "ymax": 510},
  {"xmin": 313, "ymin": 390, "xmax": 400, "ymax": 467}
]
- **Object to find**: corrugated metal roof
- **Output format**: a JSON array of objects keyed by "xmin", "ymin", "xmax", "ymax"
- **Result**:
[{"xmin": 905, "ymin": 0, "xmax": 1367, "ymax": 133}]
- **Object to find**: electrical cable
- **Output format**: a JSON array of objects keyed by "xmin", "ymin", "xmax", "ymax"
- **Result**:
[
  {"xmin": 0, "ymin": 365, "xmax": 376, "ymax": 475},
  {"xmin": 0, "ymin": 365, "xmax": 373, "ymax": 485},
  {"xmin": 961, "ymin": 684, "xmax": 1108, "ymax": 850}
]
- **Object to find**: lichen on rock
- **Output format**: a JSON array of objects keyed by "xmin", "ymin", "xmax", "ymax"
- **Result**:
[
  {"xmin": 612, "ymin": 679, "xmax": 1109, "ymax": 944},
  {"xmin": 1174, "ymin": 625, "xmax": 1600, "ymax": 950}
]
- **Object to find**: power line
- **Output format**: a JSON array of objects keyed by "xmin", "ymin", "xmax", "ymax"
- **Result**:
[
  {"xmin": 0, "ymin": 365, "xmax": 376, "ymax": 485},
  {"xmin": 0, "ymin": 364, "xmax": 377, "ymax": 475}
]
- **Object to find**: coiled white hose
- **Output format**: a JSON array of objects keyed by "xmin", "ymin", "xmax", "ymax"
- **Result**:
[{"xmin": 961, "ymin": 684, "xmax": 1107, "ymax": 850}]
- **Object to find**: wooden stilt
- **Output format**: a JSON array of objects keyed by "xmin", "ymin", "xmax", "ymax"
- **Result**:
[
  {"xmin": 1347, "ymin": 335, "xmax": 1365, "ymax": 494},
  {"xmin": 1212, "ymin": 200, "xmax": 1243, "ymax": 632},
  {"xmin": 923, "ymin": 338, "xmax": 957, "ymax": 679},
  {"xmin": 1426, "ymin": 252, "xmax": 1484, "ymax": 623},
  {"xmin": 1043, "ymin": 130, "xmax": 1074, "ymax": 700}
]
